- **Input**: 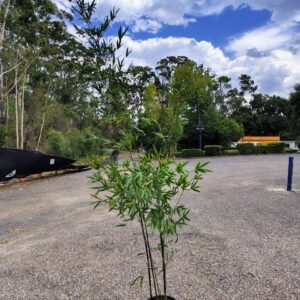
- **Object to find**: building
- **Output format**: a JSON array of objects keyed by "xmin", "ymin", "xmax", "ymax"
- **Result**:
[
  {"xmin": 238, "ymin": 136, "xmax": 280, "ymax": 145},
  {"xmin": 236, "ymin": 136, "xmax": 299, "ymax": 151}
]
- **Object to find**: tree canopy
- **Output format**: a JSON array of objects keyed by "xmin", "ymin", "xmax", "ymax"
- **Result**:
[{"xmin": 0, "ymin": 0, "xmax": 298, "ymax": 155}]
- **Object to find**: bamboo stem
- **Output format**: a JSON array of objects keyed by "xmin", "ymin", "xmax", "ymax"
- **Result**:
[
  {"xmin": 160, "ymin": 233, "xmax": 167, "ymax": 299},
  {"xmin": 139, "ymin": 214, "xmax": 153, "ymax": 298},
  {"xmin": 143, "ymin": 214, "xmax": 160, "ymax": 296}
]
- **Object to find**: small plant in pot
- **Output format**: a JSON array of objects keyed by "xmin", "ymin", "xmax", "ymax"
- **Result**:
[{"xmin": 90, "ymin": 151, "xmax": 209, "ymax": 299}]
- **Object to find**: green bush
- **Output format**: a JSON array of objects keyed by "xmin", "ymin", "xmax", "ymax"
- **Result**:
[
  {"xmin": 255, "ymin": 144, "xmax": 270, "ymax": 154},
  {"xmin": 204, "ymin": 145, "xmax": 223, "ymax": 156},
  {"xmin": 90, "ymin": 153, "xmax": 210, "ymax": 299},
  {"xmin": 47, "ymin": 129, "xmax": 68, "ymax": 156},
  {"xmin": 223, "ymin": 149, "xmax": 240, "ymax": 155},
  {"xmin": 268, "ymin": 142, "xmax": 285, "ymax": 153},
  {"xmin": 284, "ymin": 148, "xmax": 298, "ymax": 153},
  {"xmin": 180, "ymin": 149, "xmax": 205, "ymax": 157},
  {"xmin": 224, "ymin": 146, "xmax": 237, "ymax": 151},
  {"xmin": 174, "ymin": 151, "xmax": 182, "ymax": 157},
  {"xmin": 69, "ymin": 127, "xmax": 103, "ymax": 159},
  {"xmin": 0, "ymin": 124, "xmax": 6, "ymax": 147},
  {"xmin": 237, "ymin": 143, "xmax": 255, "ymax": 154}
]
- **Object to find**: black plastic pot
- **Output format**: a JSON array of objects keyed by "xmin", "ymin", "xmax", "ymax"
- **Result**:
[{"xmin": 148, "ymin": 296, "xmax": 175, "ymax": 300}]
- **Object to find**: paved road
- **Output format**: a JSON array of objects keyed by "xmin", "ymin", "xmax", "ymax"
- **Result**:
[{"xmin": 0, "ymin": 154, "xmax": 299, "ymax": 299}]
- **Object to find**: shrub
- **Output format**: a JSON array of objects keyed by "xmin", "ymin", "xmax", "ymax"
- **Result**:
[
  {"xmin": 268, "ymin": 142, "xmax": 285, "ymax": 153},
  {"xmin": 47, "ymin": 129, "xmax": 68, "ymax": 156},
  {"xmin": 69, "ymin": 128, "xmax": 104, "ymax": 159},
  {"xmin": 204, "ymin": 145, "xmax": 223, "ymax": 156},
  {"xmin": 284, "ymin": 148, "xmax": 298, "ymax": 153},
  {"xmin": 223, "ymin": 149, "xmax": 240, "ymax": 155},
  {"xmin": 237, "ymin": 143, "xmax": 255, "ymax": 155},
  {"xmin": 224, "ymin": 146, "xmax": 237, "ymax": 151},
  {"xmin": 90, "ymin": 154, "xmax": 210, "ymax": 299},
  {"xmin": 180, "ymin": 149, "xmax": 205, "ymax": 157},
  {"xmin": 255, "ymin": 144, "xmax": 270, "ymax": 154},
  {"xmin": 0, "ymin": 124, "xmax": 6, "ymax": 147},
  {"xmin": 174, "ymin": 151, "xmax": 182, "ymax": 157}
]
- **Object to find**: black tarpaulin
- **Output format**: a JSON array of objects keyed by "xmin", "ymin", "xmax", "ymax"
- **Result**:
[{"xmin": 0, "ymin": 148, "xmax": 75, "ymax": 181}]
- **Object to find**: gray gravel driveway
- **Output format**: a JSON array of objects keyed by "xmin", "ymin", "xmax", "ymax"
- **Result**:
[{"xmin": 0, "ymin": 154, "xmax": 299, "ymax": 300}]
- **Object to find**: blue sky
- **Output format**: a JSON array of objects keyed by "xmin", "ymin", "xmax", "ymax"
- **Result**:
[
  {"xmin": 54, "ymin": 0, "xmax": 300, "ymax": 97},
  {"xmin": 128, "ymin": 6, "xmax": 272, "ymax": 53}
]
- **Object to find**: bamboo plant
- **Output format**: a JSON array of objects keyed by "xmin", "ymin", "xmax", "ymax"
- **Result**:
[{"xmin": 90, "ymin": 150, "xmax": 209, "ymax": 299}]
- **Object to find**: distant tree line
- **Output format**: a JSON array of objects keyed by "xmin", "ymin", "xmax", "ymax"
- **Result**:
[{"xmin": 0, "ymin": 0, "xmax": 299, "ymax": 157}]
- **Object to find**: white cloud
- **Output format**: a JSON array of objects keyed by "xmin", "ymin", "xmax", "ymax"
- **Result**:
[
  {"xmin": 93, "ymin": 0, "xmax": 300, "ymax": 33},
  {"xmin": 122, "ymin": 36, "xmax": 229, "ymax": 73},
  {"xmin": 122, "ymin": 36, "xmax": 300, "ymax": 97},
  {"xmin": 51, "ymin": 0, "xmax": 300, "ymax": 96},
  {"xmin": 52, "ymin": 0, "xmax": 73, "ymax": 13},
  {"xmin": 53, "ymin": 0, "xmax": 300, "ymax": 34},
  {"xmin": 132, "ymin": 19, "xmax": 162, "ymax": 34},
  {"xmin": 226, "ymin": 24, "xmax": 295, "ymax": 55}
]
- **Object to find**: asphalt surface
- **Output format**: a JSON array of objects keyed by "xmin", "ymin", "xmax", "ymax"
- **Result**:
[{"xmin": 0, "ymin": 154, "xmax": 299, "ymax": 300}]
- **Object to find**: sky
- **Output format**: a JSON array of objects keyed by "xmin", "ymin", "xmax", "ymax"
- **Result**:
[{"xmin": 53, "ymin": 0, "xmax": 300, "ymax": 97}]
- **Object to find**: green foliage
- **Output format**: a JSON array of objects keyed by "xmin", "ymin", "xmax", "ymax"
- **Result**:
[
  {"xmin": 0, "ymin": 125, "xmax": 7, "ymax": 147},
  {"xmin": 90, "ymin": 153, "xmax": 210, "ymax": 297},
  {"xmin": 224, "ymin": 146, "xmax": 237, "ymax": 150},
  {"xmin": 268, "ymin": 142, "xmax": 285, "ymax": 153},
  {"xmin": 255, "ymin": 143, "xmax": 290, "ymax": 154},
  {"xmin": 204, "ymin": 145, "xmax": 223, "ymax": 156},
  {"xmin": 47, "ymin": 129, "xmax": 68, "ymax": 156},
  {"xmin": 137, "ymin": 118, "xmax": 164, "ymax": 151},
  {"xmin": 255, "ymin": 144, "xmax": 271, "ymax": 154},
  {"xmin": 174, "ymin": 152, "xmax": 182, "ymax": 157},
  {"xmin": 223, "ymin": 149, "xmax": 240, "ymax": 155},
  {"xmin": 237, "ymin": 143, "xmax": 255, "ymax": 155},
  {"xmin": 284, "ymin": 148, "xmax": 298, "ymax": 153},
  {"xmin": 2, "ymin": 0, "xmax": 299, "ymax": 161},
  {"xmin": 180, "ymin": 149, "xmax": 205, "ymax": 157},
  {"xmin": 219, "ymin": 118, "xmax": 244, "ymax": 146},
  {"xmin": 69, "ymin": 127, "xmax": 103, "ymax": 159}
]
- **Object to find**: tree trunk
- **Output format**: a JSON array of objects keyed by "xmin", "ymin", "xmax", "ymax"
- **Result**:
[
  {"xmin": 36, "ymin": 86, "xmax": 50, "ymax": 151},
  {"xmin": 0, "ymin": 0, "xmax": 11, "ymax": 52},
  {"xmin": 0, "ymin": 0, "xmax": 11, "ymax": 109},
  {"xmin": 14, "ymin": 66, "xmax": 19, "ymax": 149},
  {"xmin": 5, "ymin": 92, "xmax": 9, "ymax": 139},
  {"xmin": 0, "ymin": 59, "xmax": 3, "ymax": 107},
  {"xmin": 20, "ymin": 71, "xmax": 26, "ymax": 149}
]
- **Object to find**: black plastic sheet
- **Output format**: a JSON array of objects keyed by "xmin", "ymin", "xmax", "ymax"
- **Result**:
[{"xmin": 0, "ymin": 148, "xmax": 75, "ymax": 181}]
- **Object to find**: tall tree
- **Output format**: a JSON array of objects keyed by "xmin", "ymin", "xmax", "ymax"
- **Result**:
[{"xmin": 289, "ymin": 84, "xmax": 300, "ymax": 139}]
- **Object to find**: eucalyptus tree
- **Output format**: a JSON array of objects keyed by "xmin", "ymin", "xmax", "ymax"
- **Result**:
[
  {"xmin": 69, "ymin": 0, "xmax": 132, "ymax": 142},
  {"xmin": 0, "ymin": 0, "xmax": 86, "ymax": 149}
]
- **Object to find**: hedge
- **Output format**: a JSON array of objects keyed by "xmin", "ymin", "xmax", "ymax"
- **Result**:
[
  {"xmin": 255, "ymin": 144, "xmax": 270, "ymax": 154},
  {"xmin": 255, "ymin": 143, "xmax": 286, "ymax": 154},
  {"xmin": 223, "ymin": 149, "xmax": 240, "ymax": 155},
  {"xmin": 268, "ymin": 142, "xmax": 285, "ymax": 153},
  {"xmin": 284, "ymin": 148, "xmax": 298, "ymax": 153},
  {"xmin": 174, "ymin": 152, "xmax": 182, "ymax": 157},
  {"xmin": 237, "ymin": 143, "xmax": 255, "ymax": 154},
  {"xmin": 204, "ymin": 145, "xmax": 223, "ymax": 156},
  {"xmin": 180, "ymin": 149, "xmax": 205, "ymax": 157}
]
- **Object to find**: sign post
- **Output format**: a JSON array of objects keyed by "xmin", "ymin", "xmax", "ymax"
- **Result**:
[{"xmin": 287, "ymin": 157, "xmax": 294, "ymax": 191}]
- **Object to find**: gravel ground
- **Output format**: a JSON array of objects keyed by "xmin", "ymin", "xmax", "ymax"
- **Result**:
[{"xmin": 0, "ymin": 154, "xmax": 299, "ymax": 300}]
